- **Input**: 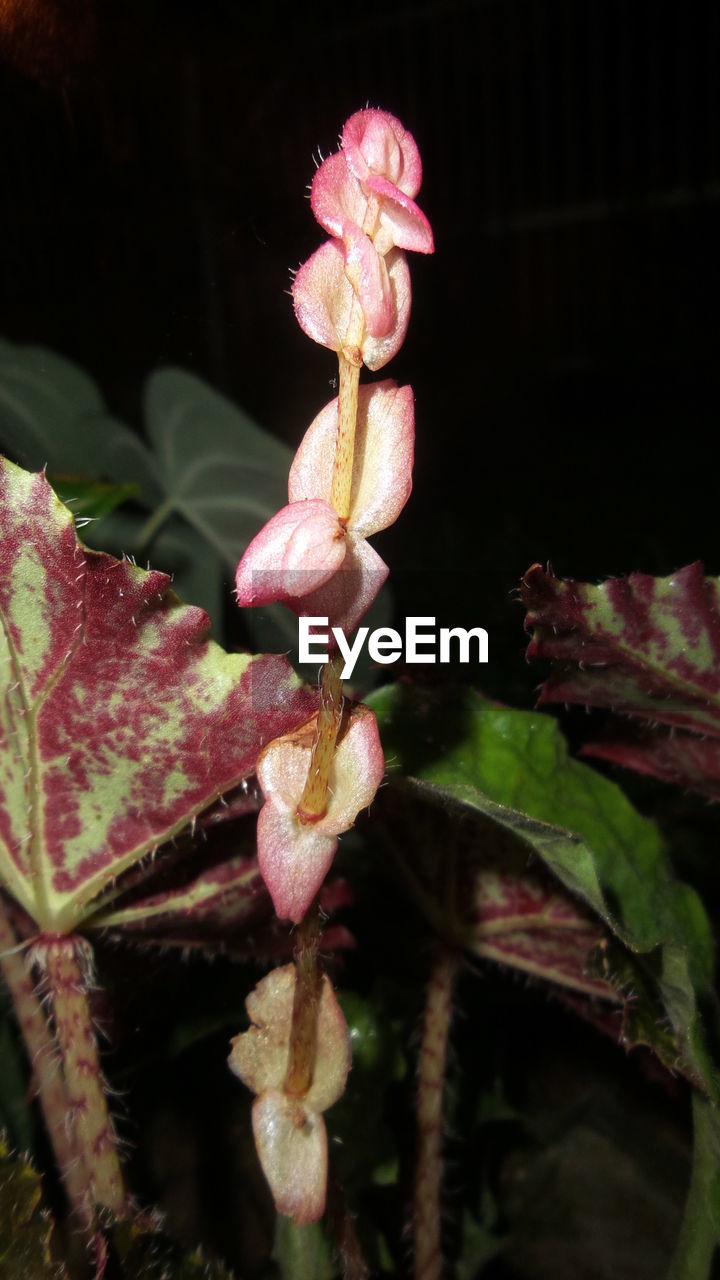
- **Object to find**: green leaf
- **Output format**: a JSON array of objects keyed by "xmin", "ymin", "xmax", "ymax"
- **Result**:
[
  {"xmin": 143, "ymin": 368, "xmax": 291, "ymax": 570},
  {"xmin": 0, "ymin": 1135, "xmax": 62, "ymax": 1277},
  {"xmin": 0, "ymin": 456, "xmax": 316, "ymax": 934},
  {"xmin": 49, "ymin": 475, "xmax": 139, "ymax": 522},
  {"xmin": 368, "ymin": 684, "xmax": 717, "ymax": 1093},
  {"xmin": 0, "ymin": 340, "xmax": 161, "ymax": 503}
]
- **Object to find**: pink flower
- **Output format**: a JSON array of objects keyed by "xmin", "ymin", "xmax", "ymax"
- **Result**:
[
  {"xmin": 235, "ymin": 380, "xmax": 414, "ymax": 634},
  {"xmin": 311, "ymin": 134, "xmax": 433, "ymax": 260},
  {"xmin": 302, "ymin": 111, "xmax": 433, "ymax": 348},
  {"xmin": 255, "ymin": 705, "xmax": 385, "ymax": 922},
  {"xmin": 342, "ymin": 108, "xmax": 424, "ymax": 197},
  {"xmin": 228, "ymin": 964, "xmax": 351, "ymax": 1222},
  {"xmin": 293, "ymin": 239, "xmax": 411, "ymax": 367}
]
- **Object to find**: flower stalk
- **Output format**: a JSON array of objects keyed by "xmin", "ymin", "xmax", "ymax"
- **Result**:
[
  {"xmin": 330, "ymin": 352, "xmax": 362, "ymax": 521},
  {"xmin": 232, "ymin": 106, "xmax": 433, "ymax": 1224},
  {"xmin": 284, "ymin": 899, "xmax": 322, "ymax": 1097}
]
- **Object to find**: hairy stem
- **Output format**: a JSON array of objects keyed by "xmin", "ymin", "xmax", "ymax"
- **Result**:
[
  {"xmin": 330, "ymin": 352, "xmax": 361, "ymax": 521},
  {"xmin": 284, "ymin": 900, "xmax": 322, "ymax": 1097},
  {"xmin": 39, "ymin": 936, "xmax": 126, "ymax": 1216},
  {"xmin": 0, "ymin": 902, "xmax": 93, "ymax": 1232},
  {"xmin": 414, "ymin": 947, "xmax": 459, "ymax": 1280},
  {"xmin": 298, "ymin": 651, "xmax": 345, "ymax": 820}
]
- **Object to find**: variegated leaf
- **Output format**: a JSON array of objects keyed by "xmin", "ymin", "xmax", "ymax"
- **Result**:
[
  {"xmin": 0, "ymin": 457, "xmax": 316, "ymax": 933},
  {"xmin": 521, "ymin": 560, "xmax": 720, "ymax": 797}
]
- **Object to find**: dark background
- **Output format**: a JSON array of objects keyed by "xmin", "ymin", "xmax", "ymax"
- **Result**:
[
  {"xmin": 2, "ymin": 0, "xmax": 719, "ymax": 701},
  {"xmin": 1, "ymin": 5, "xmax": 719, "ymax": 1274}
]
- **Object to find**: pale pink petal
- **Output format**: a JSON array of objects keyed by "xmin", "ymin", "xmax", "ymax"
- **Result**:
[
  {"xmin": 319, "ymin": 707, "xmax": 385, "ymax": 838},
  {"xmin": 342, "ymin": 222, "xmax": 394, "ymax": 336},
  {"xmin": 346, "ymin": 383, "xmax": 414, "ymax": 535},
  {"xmin": 368, "ymin": 177, "xmax": 435, "ymax": 255},
  {"xmin": 310, "ymin": 151, "xmax": 368, "ymax": 240},
  {"xmin": 289, "ymin": 382, "xmax": 414, "ymax": 538},
  {"xmin": 306, "ymin": 976, "xmax": 352, "ymax": 1112},
  {"xmin": 292, "ymin": 240, "xmax": 352, "ymax": 355},
  {"xmin": 288, "ymin": 397, "xmax": 337, "ymax": 506},
  {"xmin": 342, "ymin": 109, "xmax": 423, "ymax": 197},
  {"xmin": 228, "ymin": 964, "xmax": 294, "ymax": 1095},
  {"xmin": 361, "ymin": 249, "xmax": 411, "ymax": 371},
  {"xmin": 256, "ymin": 734, "xmax": 312, "ymax": 812},
  {"xmin": 257, "ymin": 798, "xmax": 337, "ymax": 922},
  {"xmin": 252, "ymin": 1090, "xmax": 328, "ymax": 1224},
  {"xmin": 228, "ymin": 965, "xmax": 351, "ymax": 1111},
  {"xmin": 289, "ymin": 535, "xmax": 389, "ymax": 635},
  {"xmin": 293, "ymin": 242, "xmax": 410, "ymax": 371},
  {"xmin": 235, "ymin": 499, "xmax": 345, "ymax": 606}
]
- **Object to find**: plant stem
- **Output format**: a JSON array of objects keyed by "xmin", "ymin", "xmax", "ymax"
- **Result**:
[
  {"xmin": 39, "ymin": 936, "xmax": 126, "ymax": 1217},
  {"xmin": 284, "ymin": 900, "xmax": 322, "ymax": 1097},
  {"xmin": 297, "ymin": 651, "xmax": 344, "ymax": 820},
  {"xmin": 330, "ymin": 352, "xmax": 361, "ymax": 522},
  {"xmin": 135, "ymin": 496, "xmax": 174, "ymax": 550},
  {"xmin": 0, "ymin": 902, "xmax": 94, "ymax": 1233},
  {"xmin": 667, "ymin": 1092, "xmax": 719, "ymax": 1280},
  {"xmin": 414, "ymin": 946, "xmax": 459, "ymax": 1280}
]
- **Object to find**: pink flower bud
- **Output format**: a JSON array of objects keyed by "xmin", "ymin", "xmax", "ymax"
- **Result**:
[
  {"xmin": 229, "ymin": 964, "xmax": 351, "ymax": 1222},
  {"xmin": 342, "ymin": 108, "xmax": 423, "ymax": 196},
  {"xmin": 255, "ymin": 707, "xmax": 384, "ymax": 921},
  {"xmin": 235, "ymin": 498, "xmax": 345, "ymax": 608},
  {"xmin": 292, "ymin": 240, "xmax": 411, "ymax": 370},
  {"xmin": 289, "ymin": 380, "xmax": 415, "ymax": 537},
  {"xmin": 312, "ymin": 148, "xmax": 433, "ymax": 258},
  {"xmin": 235, "ymin": 382, "xmax": 414, "ymax": 632}
]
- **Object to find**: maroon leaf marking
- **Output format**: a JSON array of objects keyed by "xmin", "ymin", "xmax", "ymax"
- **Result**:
[
  {"xmin": 0, "ymin": 458, "xmax": 317, "ymax": 932},
  {"xmin": 521, "ymin": 561, "xmax": 720, "ymax": 795}
]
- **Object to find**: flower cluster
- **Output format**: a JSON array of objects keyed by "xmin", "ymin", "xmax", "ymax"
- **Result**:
[
  {"xmin": 232, "ymin": 111, "xmax": 432, "ymax": 1224},
  {"xmin": 235, "ymin": 108, "xmax": 433, "ymax": 925}
]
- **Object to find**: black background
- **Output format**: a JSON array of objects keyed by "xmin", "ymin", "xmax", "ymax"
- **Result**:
[{"xmin": 2, "ymin": 0, "xmax": 719, "ymax": 702}]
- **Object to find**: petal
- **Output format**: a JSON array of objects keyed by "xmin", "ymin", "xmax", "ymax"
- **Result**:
[
  {"xmin": 306, "ymin": 975, "xmax": 352, "ymax": 1112},
  {"xmin": 319, "ymin": 706, "xmax": 385, "ymax": 838},
  {"xmin": 292, "ymin": 240, "xmax": 353, "ymax": 355},
  {"xmin": 228, "ymin": 963, "xmax": 294, "ymax": 1094},
  {"xmin": 289, "ymin": 535, "xmax": 389, "ymax": 635},
  {"xmin": 361, "ymin": 249, "xmax": 411, "ymax": 371},
  {"xmin": 257, "ymin": 733, "xmax": 312, "ymax": 812},
  {"xmin": 252, "ymin": 1090, "xmax": 328, "ymax": 1224},
  {"xmin": 342, "ymin": 223, "xmax": 394, "ymax": 336},
  {"xmin": 342, "ymin": 109, "xmax": 423, "ymax": 197},
  {"xmin": 228, "ymin": 965, "xmax": 351, "ymax": 1112},
  {"xmin": 289, "ymin": 382, "xmax": 415, "ymax": 538},
  {"xmin": 310, "ymin": 151, "xmax": 368, "ymax": 240},
  {"xmin": 368, "ymin": 177, "xmax": 435, "ymax": 255},
  {"xmin": 235, "ymin": 499, "xmax": 345, "ymax": 606},
  {"xmin": 256, "ymin": 797, "xmax": 337, "ymax": 922},
  {"xmin": 293, "ymin": 242, "xmax": 410, "ymax": 371}
]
